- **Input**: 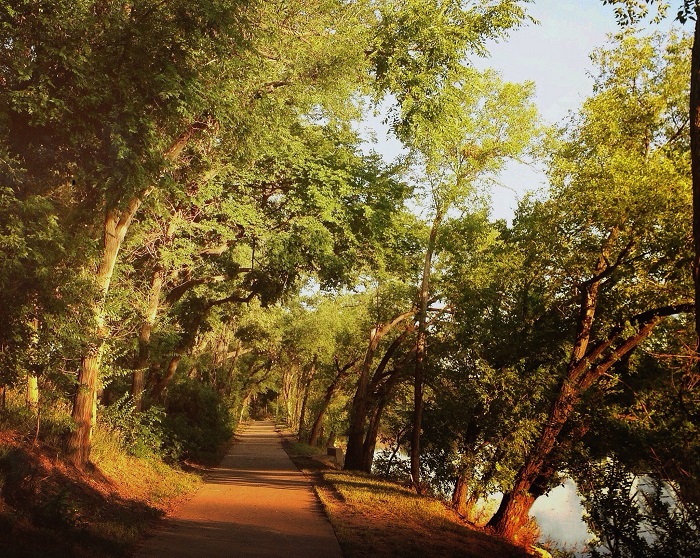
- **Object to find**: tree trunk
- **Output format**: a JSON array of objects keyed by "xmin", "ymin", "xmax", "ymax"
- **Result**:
[
  {"xmin": 292, "ymin": 371, "xmax": 304, "ymax": 429},
  {"xmin": 691, "ymin": 13, "xmax": 700, "ymax": 359},
  {"xmin": 151, "ymin": 354, "xmax": 182, "ymax": 403},
  {"xmin": 361, "ymin": 396, "xmax": 387, "ymax": 473},
  {"xmin": 67, "ymin": 202, "xmax": 141, "ymax": 468},
  {"xmin": 26, "ymin": 317, "xmax": 40, "ymax": 412},
  {"xmin": 345, "ymin": 310, "xmax": 413, "ymax": 471},
  {"xmin": 452, "ymin": 472, "xmax": 469, "ymax": 512},
  {"xmin": 361, "ymin": 363, "xmax": 405, "ymax": 473},
  {"xmin": 308, "ymin": 358, "xmax": 356, "ymax": 446},
  {"xmin": 411, "ymin": 213, "xmax": 441, "ymax": 492},
  {"xmin": 487, "ymin": 306, "xmax": 686, "ymax": 539},
  {"xmin": 66, "ymin": 127, "xmax": 196, "ymax": 468},
  {"xmin": 132, "ymin": 269, "xmax": 164, "ymax": 411},
  {"xmin": 68, "ymin": 350, "xmax": 100, "ymax": 468},
  {"xmin": 297, "ymin": 357, "xmax": 317, "ymax": 439},
  {"xmin": 26, "ymin": 373, "xmax": 38, "ymax": 412}
]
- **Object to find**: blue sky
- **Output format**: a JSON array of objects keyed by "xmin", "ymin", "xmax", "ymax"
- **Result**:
[{"xmin": 477, "ymin": 0, "xmax": 626, "ymax": 220}]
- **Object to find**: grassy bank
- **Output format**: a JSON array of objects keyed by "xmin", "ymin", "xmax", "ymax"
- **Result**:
[
  {"xmin": 283, "ymin": 438, "xmax": 534, "ymax": 558},
  {"xmin": 0, "ymin": 429, "xmax": 202, "ymax": 558},
  {"xmin": 0, "ymin": 391, "xmax": 205, "ymax": 558}
]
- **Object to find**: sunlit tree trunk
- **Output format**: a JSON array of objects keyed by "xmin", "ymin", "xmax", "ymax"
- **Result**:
[
  {"xmin": 488, "ymin": 305, "xmax": 689, "ymax": 539},
  {"xmin": 26, "ymin": 373, "xmax": 38, "ymax": 412},
  {"xmin": 26, "ymin": 317, "xmax": 40, "ymax": 413},
  {"xmin": 68, "ymin": 201, "xmax": 142, "ymax": 468},
  {"xmin": 67, "ymin": 128, "xmax": 193, "ymax": 468},
  {"xmin": 451, "ymin": 473, "xmax": 479, "ymax": 520},
  {"xmin": 132, "ymin": 269, "xmax": 164, "ymax": 411}
]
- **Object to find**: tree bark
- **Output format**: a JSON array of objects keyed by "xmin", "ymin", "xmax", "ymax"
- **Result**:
[
  {"xmin": 361, "ymin": 344, "xmax": 411, "ymax": 472},
  {"xmin": 451, "ymin": 472, "xmax": 479, "ymax": 519},
  {"xmin": 66, "ymin": 126, "xmax": 197, "ymax": 468},
  {"xmin": 26, "ymin": 373, "xmax": 38, "ymax": 412},
  {"xmin": 487, "ymin": 304, "xmax": 691, "ymax": 539},
  {"xmin": 67, "ymin": 200, "xmax": 144, "ymax": 468},
  {"xmin": 411, "ymin": 213, "xmax": 442, "ymax": 492},
  {"xmin": 344, "ymin": 309, "xmax": 413, "ymax": 471},
  {"xmin": 297, "ymin": 357, "xmax": 317, "ymax": 439},
  {"xmin": 308, "ymin": 357, "xmax": 357, "ymax": 446},
  {"xmin": 361, "ymin": 374, "xmax": 401, "ymax": 473},
  {"xmin": 132, "ymin": 269, "xmax": 164, "ymax": 411}
]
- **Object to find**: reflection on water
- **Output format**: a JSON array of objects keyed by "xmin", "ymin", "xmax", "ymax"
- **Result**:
[{"xmin": 375, "ymin": 450, "xmax": 594, "ymax": 555}]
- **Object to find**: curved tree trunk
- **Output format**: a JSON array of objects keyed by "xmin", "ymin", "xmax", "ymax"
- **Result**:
[
  {"xmin": 345, "ymin": 310, "xmax": 413, "ymax": 471},
  {"xmin": 361, "ymin": 363, "xmax": 405, "ymax": 473},
  {"xmin": 132, "ymin": 269, "xmax": 164, "ymax": 411},
  {"xmin": 487, "ymin": 304, "xmax": 689, "ymax": 539},
  {"xmin": 308, "ymin": 357, "xmax": 356, "ymax": 446},
  {"xmin": 452, "ymin": 472, "xmax": 478, "ymax": 520},
  {"xmin": 67, "ymin": 200, "xmax": 143, "ymax": 468}
]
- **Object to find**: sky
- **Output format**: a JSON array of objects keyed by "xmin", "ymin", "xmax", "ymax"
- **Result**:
[{"xmin": 362, "ymin": 0, "xmax": 689, "ymax": 222}]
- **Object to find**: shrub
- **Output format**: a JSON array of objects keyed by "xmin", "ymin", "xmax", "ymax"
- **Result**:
[
  {"xmin": 161, "ymin": 379, "xmax": 233, "ymax": 460},
  {"xmin": 99, "ymin": 394, "xmax": 168, "ymax": 459}
]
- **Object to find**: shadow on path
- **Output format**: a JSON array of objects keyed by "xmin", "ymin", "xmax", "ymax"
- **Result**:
[{"xmin": 132, "ymin": 421, "xmax": 342, "ymax": 558}]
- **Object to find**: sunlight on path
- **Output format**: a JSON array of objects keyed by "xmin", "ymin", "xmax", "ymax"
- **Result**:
[{"xmin": 133, "ymin": 420, "xmax": 343, "ymax": 558}]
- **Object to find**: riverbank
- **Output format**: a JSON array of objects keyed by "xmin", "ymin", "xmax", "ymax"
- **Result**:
[{"xmin": 282, "ymin": 435, "xmax": 538, "ymax": 558}]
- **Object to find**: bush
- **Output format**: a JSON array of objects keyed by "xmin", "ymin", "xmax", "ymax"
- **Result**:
[
  {"xmin": 161, "ymin": 379, "xmax": 233, "ymax": 460},
  {"xmin": 100, "ymin": 393, "xmax": 169, "ymax": 459}
]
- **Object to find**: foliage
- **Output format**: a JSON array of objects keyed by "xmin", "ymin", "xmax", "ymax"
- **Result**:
[
  {"xmin": 100, "ymin": 394, "xmax": 170, "ymax": 459},
  {"xmin": 579, "ymin": 458, "xmax": 700, "ymax": 558},
  {"xmin": 161, "ymin": 378, "xmax": 234, "ymax": 459}
]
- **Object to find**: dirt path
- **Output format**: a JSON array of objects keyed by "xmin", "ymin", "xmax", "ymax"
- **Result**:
[{"xmin": 132, "ymin": 420, "xmax": 343, "ymax": 558}]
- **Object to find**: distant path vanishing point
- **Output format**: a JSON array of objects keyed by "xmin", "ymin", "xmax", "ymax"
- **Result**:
[{"xmin": 132, "ymin": 420, "xmax": 343, "ymax": 558}]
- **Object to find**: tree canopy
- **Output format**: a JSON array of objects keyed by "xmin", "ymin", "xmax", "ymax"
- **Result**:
[{"xmin": 0, "ymin": 3, "xmax": 698, "ymax": 556}]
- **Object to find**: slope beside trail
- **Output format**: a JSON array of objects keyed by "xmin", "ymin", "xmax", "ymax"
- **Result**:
[{"xmin": 132, "ymin": 420, "xmax": 343, "ymax": 558}]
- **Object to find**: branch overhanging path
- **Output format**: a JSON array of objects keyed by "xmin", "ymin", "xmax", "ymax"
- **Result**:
[{"xmin": 133, "ymin": 421, "xmax": 343, "ymax": 558}]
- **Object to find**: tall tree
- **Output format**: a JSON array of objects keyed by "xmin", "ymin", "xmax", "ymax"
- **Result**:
[
  {"xmin": 487, "ymin": 32, "xmax": 694, "ymax": 539},
  {"xmin": 403, "ymin": 68, "xmax": 538, "ymax": 491}
]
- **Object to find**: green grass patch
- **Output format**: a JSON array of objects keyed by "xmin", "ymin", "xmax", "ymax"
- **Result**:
[
  {"xmin": 323, "ymin": 470, "xmax": 451, "ymax": 528},
  {"xmin": 287, "ymin": 440, "xmax": 324, "ymax": 457}
]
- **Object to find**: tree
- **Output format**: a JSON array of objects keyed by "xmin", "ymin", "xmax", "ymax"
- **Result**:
[
  {"xmin": 0, "ymin": 0, "xmax": 535, "ymax": 468},
  {"xmin": 487, "ymin": 32, "xmax": 694, "ymax": 539},
  {"xmin": 402, "ymin": 68, "xmax": 538, "ymax": 491}
]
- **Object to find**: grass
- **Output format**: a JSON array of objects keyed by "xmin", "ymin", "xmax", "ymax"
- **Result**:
[{"xmin": 282, "ymin": 435, "xmax": 533, "ymax": 558}]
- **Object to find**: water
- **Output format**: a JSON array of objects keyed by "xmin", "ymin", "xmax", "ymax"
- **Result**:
[
  {"xmin": 531, "ymin": 479, "xmax": 591, "ymax": 553},
  {"xmin": 374, "ymin": 449, "xmax": 594, "ymax": 554}
]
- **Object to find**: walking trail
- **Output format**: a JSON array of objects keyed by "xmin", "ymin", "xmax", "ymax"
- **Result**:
[{"xmin": 133, "ymin": 420, "xmax": 343, "ymax": 558}]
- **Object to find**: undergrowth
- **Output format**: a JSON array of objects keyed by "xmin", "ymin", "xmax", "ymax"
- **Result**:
[{"xmin": 0, "ymin": 387, "xmax": 205, "ymax": 558}]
